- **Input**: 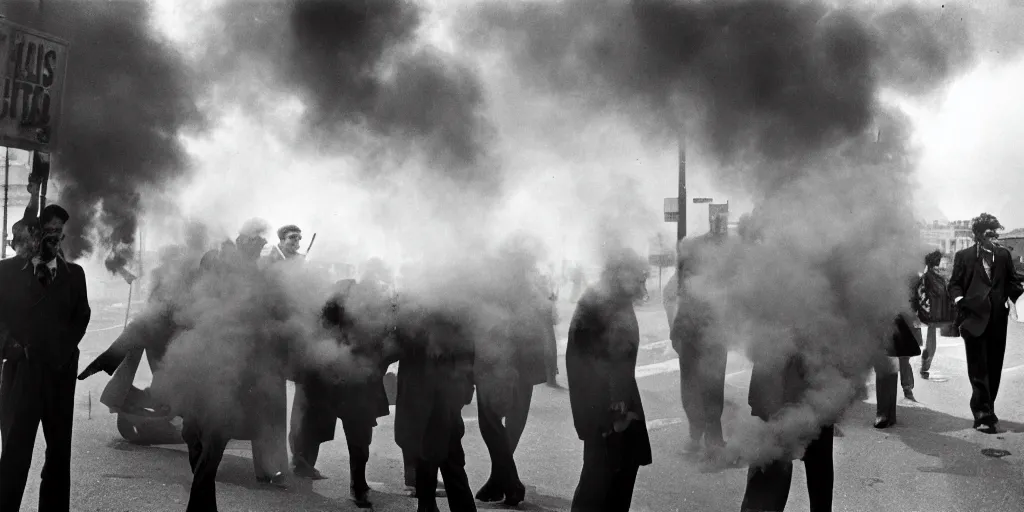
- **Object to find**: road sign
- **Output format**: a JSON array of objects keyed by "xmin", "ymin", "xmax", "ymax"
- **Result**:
[
  {"xmin": 693, "ymin": 197, "xmax": 713, "ymax": 204},
  {"xmin": 0, "ymin": 19, "xmax": 70, "ymax": 152},
  {"xmin": 648, "ymin": 253, "xmax": 675, "ymax": 267},
  {"xmin": 664, "ymin": 197, "xmax": 679, "ymax": 223}
]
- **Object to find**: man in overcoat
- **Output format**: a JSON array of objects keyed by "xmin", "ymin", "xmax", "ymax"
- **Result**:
[
  {"xmin": 289, "ymin": 279, "xmax": 395, "ymax": 508},
  {"xmin": 670, "ymin": 232, "xmax": 730, "ymax": 457},
  {"xmin": 474, "ymin": 255, "xmax": 549, "ymax": 506},
  {"xmin": 947, "ymin": 213, "xmax": 1023, "ymax": 433},
  {"xmin": 393, "ymin": 302, "xmax": 477, "ymax": 512},
  {"xmin": 740, "ymin": 351, "xmax": 835, "ymax": 512},
  {"xmin": 565, "ymin": 248, "xmax": 652, "ymax": 512},
  {"xmin": 0, "ymin": 204, "xmax": 92, "ymax": 511}
]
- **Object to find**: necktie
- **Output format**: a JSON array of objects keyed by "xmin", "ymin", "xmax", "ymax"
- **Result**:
[{"xmin": 36, "ymin": 262, "xmax": 52, "ymax": 287}]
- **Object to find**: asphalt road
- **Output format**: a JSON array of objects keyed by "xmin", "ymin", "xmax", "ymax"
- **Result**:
[{"xmin": 11, "ymin": 299, "xmax": 1024, "ymax": 511}]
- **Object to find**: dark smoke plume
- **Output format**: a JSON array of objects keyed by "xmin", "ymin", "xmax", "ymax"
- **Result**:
[
  {"xmin": 206, "ymin": 0, "xmax": 496, "ymax": 193},
  {"xmin": 461, "ymin": 0, "xmax": 978, "ymax": 467},
  {"xmin": 2, "ymin": 1, "xmax": 204, "ymax": 271},
  {"xmin": 463, "ymin": 0, "xmax": 975, "ymax": 166}
]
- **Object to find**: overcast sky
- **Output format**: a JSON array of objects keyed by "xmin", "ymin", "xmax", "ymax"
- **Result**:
[{"xmin": 134, "ymin": 0, "xmax": 1024, "ymax": 268}]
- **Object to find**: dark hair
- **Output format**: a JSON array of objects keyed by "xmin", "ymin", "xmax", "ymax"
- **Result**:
[
  {"xmin": 39, "ymin": 204, "xmax": 69, "ymax": 225},
  {"xmin": 277, "ymin": 224, "xmax": 301, "ymax": 240},
  {"xmin": 970, "ymin": 213, "xmax": 1003, "ymax": 238},
  {"xmin": 924, "ymin": 249, "xmax": 942, "ymax": 268}
]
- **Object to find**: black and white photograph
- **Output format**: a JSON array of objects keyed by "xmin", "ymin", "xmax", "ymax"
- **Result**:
[{"xmin": 2, "ymin": 0, "xmax": 1024, "ymax": 511}]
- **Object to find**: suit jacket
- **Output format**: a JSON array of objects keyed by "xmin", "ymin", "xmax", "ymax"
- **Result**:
[
  {"xmin": 393, "ymin": 312, "xmax": 475, "ymax": 462},
  {"xmin": 0, "ymin": 256, "xmax": 91, "ymax": 371},
  {"xmin": 566, "ymin": 288, "xmax": 652, "ymax": 467},
  {"xmin": 948, "ymin": 245, "xmax": 1024, "ymax": 337}
]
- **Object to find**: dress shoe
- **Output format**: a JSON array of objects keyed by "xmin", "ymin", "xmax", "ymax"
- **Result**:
[
  {"xmin": 351, "ymin": 486, "xmax": 372, "ymax": 508},
  {"xmin": 920, "ymin": 371, "xmax": 930, "ymax": 379},
  {"xmin": 257, "ymin": 471, "xmax": 289, "ymax": 489},
  {"xmin": 293, "ymin": 465, "xmax": 327, "ymax": 480},
  {"xmin": 504, "ymin": 482, "xmax": 527, "ymax": 506},
  {"xmin": 976, "ymin": 423, "xmax": 999, "ymax": 434},
  {"xmin": 903, "ymin": 389, "xmax": 917, "ymax": 401},
  {"xmin": 475, "ymin": 480, "xmax": 504, "ymax": 502},
  {"xmin": 873, "ymin": 416, "xmax": 894, "ymax": 429}
]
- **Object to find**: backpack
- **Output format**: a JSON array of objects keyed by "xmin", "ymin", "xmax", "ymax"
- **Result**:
[{"xmin": 912, "ymin": 271, "xmax": 953, "ymax": 325}]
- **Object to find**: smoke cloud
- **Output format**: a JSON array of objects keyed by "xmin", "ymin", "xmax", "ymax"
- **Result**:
[
  {"xmin": 203, "ymin": 0, "xmax": 497, "ymax": 196},
  {"xmin": 2, "ymin": 0, "xmax": 204, "ymax": 271},
  {"xmin": 459, "ymin": 0, "xmax": 979, "ymax": 466},
  {"xmin": 462, "ymin": 0, "xmax": 975, "ymax": 167}
]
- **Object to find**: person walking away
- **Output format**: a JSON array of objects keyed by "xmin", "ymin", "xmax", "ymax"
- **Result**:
[
  {"xmin": 671, "ymin": 234, "xmax": 729, "ymax": 458},
  {"xmin": 474, "ymin": 253, "xmax": 549, "ymax": 506},
  {"xmin": 740, "ymin": 351, "xmax": 835, "ymax": 512},
  {"xmin": 290, "ymin": 279, "xmax": 394, "ymax": 508},
  {"xmin": 393, "ymin": 304, "xmax": 478, "ymax": 512},
  {"xmin": 947, "ymin": 213, "xmax": 1023, "ymax": 433},
  {"xmin": 0, "ymin": 204, "xmax": 91, "ymax": 511},
  {"xmin": 566, "ymin": 248, "xmax": 652, "ymax": 512},
  {"xmin": 912, "ymin": 250, "xmax": 954, "ymax": 379},
  {"xmin": 873, "ymin": 313, "xmax": 922, "ymax": 429}
]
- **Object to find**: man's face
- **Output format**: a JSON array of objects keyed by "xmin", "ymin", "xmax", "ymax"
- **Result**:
[
  {"xmin": 280, "ymin": 230, "xmax": 302, "ymax": 255},
  {"xmin": 615, "ymin": 266, "xmax": 648, "ymax": 301},
  {"xmin": 238, "ymin": 235, "xmax": 267, "ymax": 260},
  {"xmin": 980, "ymin": 230, "xmax": 998, "ymax": 250},
  {"xmin": 38, "ymin": 218, "xmax": 65, "ymax": 260}
]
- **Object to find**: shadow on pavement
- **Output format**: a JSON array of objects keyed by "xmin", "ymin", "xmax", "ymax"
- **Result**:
[
  {"xmin": 842, "ymin": 400, "xmax": 1023, "ymax": 479},
  {"xmin": 105, "ymin": 440, "xmax": 396, "ymax": 511}
]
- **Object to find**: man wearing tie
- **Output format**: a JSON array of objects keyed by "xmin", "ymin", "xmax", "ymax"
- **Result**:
[
  {"xmin": 948, "ymin": 213, "xmax": 1023, "ymax": 434},
  {"xmin": 0, "ymin": 204, "xmax": 92, "ymax": 511}
]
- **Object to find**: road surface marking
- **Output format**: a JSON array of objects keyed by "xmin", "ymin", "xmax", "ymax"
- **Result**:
[
  {"xmin": 646, "ymin": 417, "xmax": 684, "ymax": 430},
  {"xmin": 86, "ymin": 324, "xmax": 125, "ymax": 333}
]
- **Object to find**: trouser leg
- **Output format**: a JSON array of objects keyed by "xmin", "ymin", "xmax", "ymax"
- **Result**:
[
  {"xmin": 253, "ymin": 379, "xmax": 289, "ymax": 479},
  {"xmin": 803, "ymin": 425, "xmax": 835, "ymax": 512},
  {"xmin": 874, "ymin": 357, "xmax": 898, "ymax": 422},
  {"xmin": 964, "ymin": 332, "xmax": 999, "ymax": 426},
  {"xmin": 0, "ymin": 360, "xmax": 42, "ymax": 512},
  {"xmin": 342, "ymin": 417, "xmax": 373, "ymax": 491},
  {"xmin": 921, "ymin": 325, "xmax": 937, "ymax": 373},
  {"xmin": 606, "ymin": 463, "xmax": 640, "ymax": 512},
  {"xmin": 186, "ymin": 426, "xmax": 229, "ymax": 512},
  {"xmin": 678, "ymin": 341, "xmax": 705, "ymax": 441},
  {"xmin": 505, "ymin": 381, "xmax": 533, "ymax": 453},
  {"xmin": 739, "ymin": 459, "xmax": 794, "ymax": 512},
  {"xmin": 438, "ymin": 417, "xmax": 476, "ymax": 511},
  {"xmin": 898, "ymin": 357, "xmax": 914, "ymax": 392},
  {"xmin": 571, "ymin": 439, "xmax": 612, "ymax": 512},
  {"xmin": 702, "ymin": 342, "xmax": 728, "ymax": 445},
  {"xmin": 477, "ymin": 397, "xmax": 513, "ymax": 488},
  {"xmin": 38, "ymin": 364, "xmax": 77, "ymax": 512}
]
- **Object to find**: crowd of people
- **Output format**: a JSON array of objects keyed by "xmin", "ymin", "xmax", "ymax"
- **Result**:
[{"xmin": 1, "ymin": 188, "xmax": 1022, "ymax": 512}]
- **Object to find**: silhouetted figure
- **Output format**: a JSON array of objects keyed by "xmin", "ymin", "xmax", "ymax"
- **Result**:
[
  {"xmin": 566, "ymin": 249, "xmax": 652, "ymax": 512},
  {"xmin": 0, "ymin": 204, "xmax": 91, "ymax": 511}
]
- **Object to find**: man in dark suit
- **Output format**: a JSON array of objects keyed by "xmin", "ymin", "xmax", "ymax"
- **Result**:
[
  {"xmin": 0, "ymin": 204, "xmax": 92, "ymax": 511},
  {"xmin": 474, "ymin": 250, "xmax": 549, "ymax": 507},
  {"xmin": 947, "ymin": 213, "xmax": 1023, "ymax": 433},
  {"xmin": 289, "ymin": 279, "xmax": 394, "ymax": 508},
  {"xmin": 740, "ymin": 353, "xmax": 835, "ymax": 512},
  {"xmin": 566, "ymin": 248, "xmax": 652, "ymax": 512},
  {"xmin": 671, "ymin": 232, "xmax": 729, "ymax": 458},
  {"xmin": 393, "ymin": 303, "xmax": 477, "ymax": 512}
]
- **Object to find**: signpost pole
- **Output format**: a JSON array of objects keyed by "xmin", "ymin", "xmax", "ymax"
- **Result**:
[
  {"xmin": 2, "ymin": 148, "xmax": 8, "ymax": 258},
  {"xmin": 677, "ymin": 134, "xmax": 687, "ymax": 242}
]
